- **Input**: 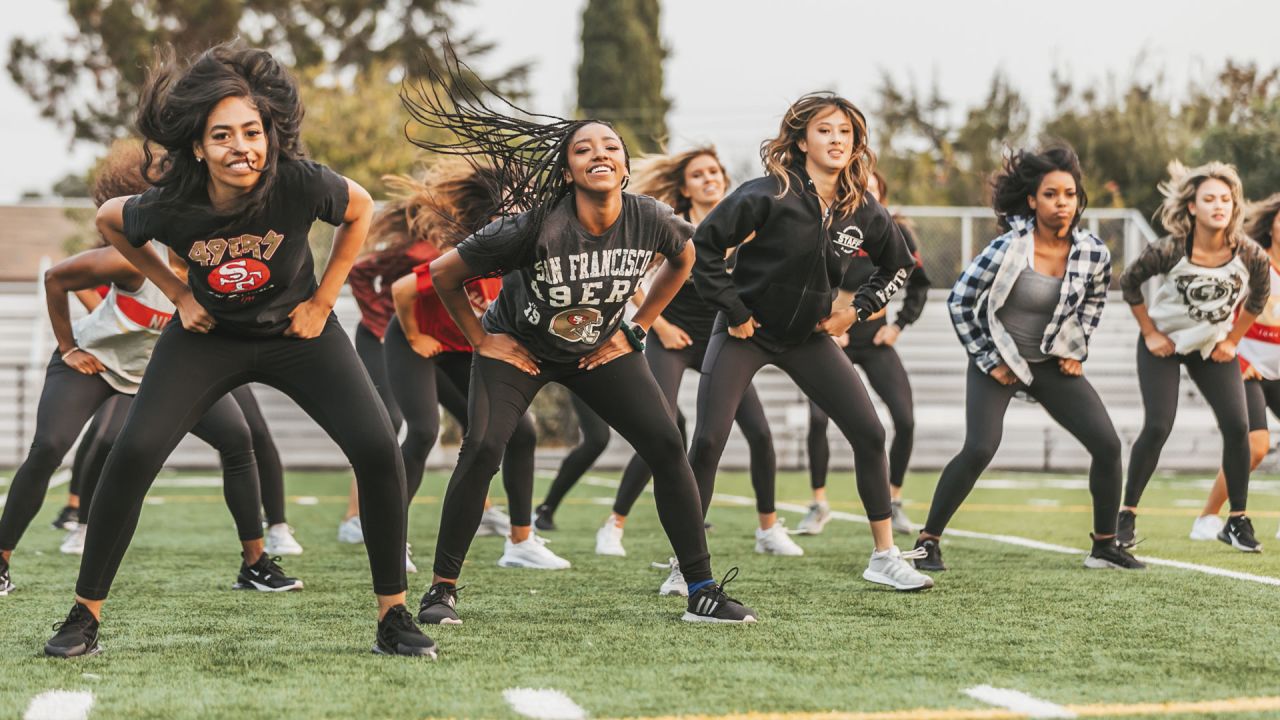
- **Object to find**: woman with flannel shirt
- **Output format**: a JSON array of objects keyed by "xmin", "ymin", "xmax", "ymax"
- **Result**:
[{"xmin": 911, "ymin": 146, "xmax": 1143, "ymax": 574}]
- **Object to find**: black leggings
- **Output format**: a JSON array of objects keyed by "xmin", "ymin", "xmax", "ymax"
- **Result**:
[
  {"xmin": 538, "ymin": 394, "xmax": 613, "ymax": 513},
  {"xmin": 613, "ymin": 340, "xmax": 775, "ymax": 516},
  {"xmin": 1246, "ymin": 379, "xmax": 1280, "ymax": 432},
  {"xmin": 356, "ymin": 323, "xmax": 403, "ymax": 433},
  {"xmin": 922, "ymin": 361, "xmax": 1122, "ymax": 537},
  {"xmin": 688, "ymin": 332, "xmax": 893, "ymax": 522},
  {"xmin": 1125, "ymin": 338, "xmax": 1250, "ymax": 512},
  {"xmin": 74, "ymin": 318, "xmax": 407, "ymax": 600},
  {"xmin": 382, "ymin": 318, "xmax": 536, "ymax": 526},
  {"xmin": 809, "ymin": 342, "xmax": 914, "ymax": 490},
  {"xmin": 0, "ymin": 353, "xmax": 267, "ymax": 552},
  {"xmin": 433, "ymin": 352, "xmax": 712, "ymax": 584},
  {"xmin": 68, "ymin": 396, "xmax": 129, "ymax": 499}
]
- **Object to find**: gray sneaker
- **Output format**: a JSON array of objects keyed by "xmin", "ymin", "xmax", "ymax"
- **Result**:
[
  {"xmin": 890, "ymin": 500, "xmax": 914, "ymax": 535},
  {"xmin": 794, "ymin": 501, "xmax": 832, "ymax": 535}
]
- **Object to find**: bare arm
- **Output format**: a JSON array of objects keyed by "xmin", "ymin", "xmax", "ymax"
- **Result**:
[
  {"xmin": 73, "ymin": 290, "xmax": 103, "ymax": 313},
  {"xmin": 632, "ymin": 241, "xmax": 693, "ymax": 332},
  {"xmin": 391, "ymin": 273, "xmax": 443, "ymax": 358},
  {"xmin": 45, "ymin": 247, "xmax": 145, "ymax": 373},
  {"xmin": 430, "ymin": 250, "xmax": 539, "ymax": 375},
  {"xmin": 1129, "ymin": 303, "xmax": 1175, "ymax": 357},
  {"xmin": 286, "ymin": 177, "xmax": 374, "ymax": 338}
]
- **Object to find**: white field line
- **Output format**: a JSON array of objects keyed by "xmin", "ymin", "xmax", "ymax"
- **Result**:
[
  {"xmin": 0, "ymin": 470, "xmax": 70, "ymax": 507},
  {"xmin": 963, "ymin": 686, "xmax": 1075, "ymax": 718},
  {"xmin": 580, "ymin": 476, "xmax": 1280, "ymax": 587},
  {"xmin": 503, "ymin": 688, "xmax": 588, "ymax": 720},
  {"xmin": 23, "ymin": 690, "xmax": 94, "ymax": 720}
]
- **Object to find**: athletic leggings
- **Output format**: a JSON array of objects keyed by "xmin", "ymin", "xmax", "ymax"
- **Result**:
[
  {"xmin": 1125, "ymin": 338, "xmax": 1250, "ymax": 512},
  {"xmin": 74, "ymin": 317, "xmax": 407, "ymax": 600},
  {"xmin": 538, "ymin": 394, "xmax": 613, "ymax": 513},
  {"xmin": 613, "ymin": 340, "xmax": 775, "ymax": 516},
  {"xmin": 382, "ymin": 317, "xmax": 536, "ymax": 526},
  {"xmin": 1246, "ymin": 379, "xmax": 1280, "ymax": 432},
  {"xmin": 356, "ymin": 323, "xmax": 404, "ymax": 433},
  {"xmin": 922, "ymin": 361, "xmax": 1122, "ymax": 537},
  {"xmin": 433, "ymin": 352, "xmax": 712, "ymax": 584},
  {"xmin": 688, "ymin": 332, "xmax": 893, "ymax": 522},
  {"xmin": 68, "ymin": 396, "xmax": 129, "ymax": 499},
  {"xmin": 808, "ymin": 342, "xmax": 914, "ymax": 491},
  {"xmin": 0, "ymin": 353, "xmax": 266, "ymax": 553}
]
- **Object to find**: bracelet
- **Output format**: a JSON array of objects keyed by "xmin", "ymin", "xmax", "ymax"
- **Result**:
[
  {"xmin": 61, "ymin": 347, "xmax": 83, "ymax": 361},
  {"xmin": 620, "ymin": 324, "xmax": 646, "ymax": 352}
]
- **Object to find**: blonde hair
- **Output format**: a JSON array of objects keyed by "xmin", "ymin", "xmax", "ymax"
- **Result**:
[
  {"xmin": 760, "ymin": 92, "xmax": 871, "ymax": 219},
  {"xmin": 1157, "ymin": 160, "xmax": 1246, "ymax": 246},
  {"xmin": 364, "ymin": 157, "xmax": 504, "ymax": 255},
  {"xmin": 91, "ymin": 139, "xmax": 153, "ymax": 207},
  {"xmin": 628, "ymin": 147, "xmax": 730, "ymax": 215}
]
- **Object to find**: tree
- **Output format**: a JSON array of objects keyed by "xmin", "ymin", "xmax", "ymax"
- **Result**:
[
  {"xmin": 577, "ymin": 0, "xmax": 669, "ymax": 153},
  {"xmin": 9, "ymin": 0, "xmax": 526, "ymax": 145}
]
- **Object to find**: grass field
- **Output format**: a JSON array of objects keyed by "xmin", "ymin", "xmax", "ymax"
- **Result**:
[{"xmin": 4, "ymin": 466, "xmax": 1280, "ymax": 719}]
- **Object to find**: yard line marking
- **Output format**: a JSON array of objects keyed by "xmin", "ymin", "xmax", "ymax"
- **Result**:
[
  {"xmin": 581, "ymin": 476, "xmax": 1280, "ymax": 587},
  {"xmin": 503, "ymin": 688, "xmax": 588, "ymax": 720},
  {"xmin": 0, "ymin": 470, "xmax": 70, "ymax": 507},
  {"xmin": 23, "ymin": 690, "xmax": 94, "ymax": 720},
  {"xmin": 963, "ymin": 686, "xmax": 1075, "ymax": 718}
]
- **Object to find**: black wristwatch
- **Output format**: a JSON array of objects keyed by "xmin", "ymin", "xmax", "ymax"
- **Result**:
[{"xmin": 621, "ymin": 322, "xmax": 647, "ymax": 351}]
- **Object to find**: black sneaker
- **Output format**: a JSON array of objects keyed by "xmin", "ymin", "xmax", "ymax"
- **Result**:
[
  {"xmin": 1084, "ymin": 535, "xmax": 1146, "ymax": 569},
  {"xmin": 681, "ymin": 568, "xmax": 757, "ymax": 624},
  {"xmin": 233, "ymin": 554, "xmax": 303, "ymax": 592},
  {"xmin": 0, "ymin": 556, "xmax": 14, "ymax": 596},
  {"xmin": 418, "ymin": 582, "xmax": 462, "ymax": 625},
  {"xmin": 50, "ymin": 505, "xmax": 79, "ymax": 531},
  {"xmin": 534, "ymin": 504, "xmax": 556, "ymax": 532},
  {"xmin": 373, "ymin": 604, "xmax": 437, "ymax": 658},
  {"xmin": 1116, "ymin": 509, "xmax": 1137, "ymax": 549},
  {"xmin": 912, "ymin": 537, "xmax": 947, "ymax": 571},
  {"xmin": 1219, "ymin": 515, "xmax": 1263, "ymax": 553},
  {"xmin": 44, "ymin": 603, "xmax": 100, "ymax": 658}
]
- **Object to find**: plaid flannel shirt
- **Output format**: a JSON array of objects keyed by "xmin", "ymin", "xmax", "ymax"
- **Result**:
[{"xmin": 948, "ymin": 218, "xmax": 1112, "ymax": 385}]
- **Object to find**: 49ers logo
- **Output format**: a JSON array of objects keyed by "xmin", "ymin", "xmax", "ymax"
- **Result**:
[
  {"xmin": 208, "ymin": 258, "xmax": 271, "ymax": 294},
  {"xmin": 549, "ymin": 307, "xmax": 604, "ymax": 344}
]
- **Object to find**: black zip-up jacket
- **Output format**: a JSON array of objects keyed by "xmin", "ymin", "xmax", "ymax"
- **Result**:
[
  {"xmin": 843, "ymin": 219, "xmax": 931, "ymax": 344},
  {"xmin": 692, "ymin": 166, "xmax": 914, "ymax": 349}
]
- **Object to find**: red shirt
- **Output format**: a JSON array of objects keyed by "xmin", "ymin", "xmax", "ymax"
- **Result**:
[
  {"xmin": 348, "ymin": 242, "xmax": 436, "ymax": 338},
  {"xmin": 411, "ymin": 260, "xmax": 502, "ymax": 352}
]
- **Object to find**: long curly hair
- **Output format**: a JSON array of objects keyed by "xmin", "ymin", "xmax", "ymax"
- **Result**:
[
  {"xmin": 1245, "ymin": 193, "xmax": 1280, "ymax": 249},
  {"xmin": 628, "ymin": 147, "xmax": 729, "ymax": 216},
  {"xmin": 991, "ymin": 145, "xmax": 1089, "ymax": 232},
  {"xmin": 1158, "ymin": 160, "xmax": 1245, "ymax": 246},
  {"xmin": 760, "ymin": 92, "xmax": 871, "ymax": 219},
  {"xmin": 364, "ymin": 158, "xmax": 505, "ymax": 256},
  {"xmin": 92, "ymin": 140, "xmax": 154, "ymax": 208}
]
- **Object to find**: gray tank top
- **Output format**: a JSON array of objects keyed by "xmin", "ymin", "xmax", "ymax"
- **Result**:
[{"xmin": 996, "ymin": 265, "xmax": 1062, "ymax": 363}]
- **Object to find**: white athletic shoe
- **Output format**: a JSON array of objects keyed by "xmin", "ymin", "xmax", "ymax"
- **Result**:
[
  {"xmin": 497, "ymin": 534, "xmax": 571, "ymax": 569},
  {"xmin": 1189, "ymin": 514, "xmax": 1224, "ymax": 541},
  {"xmin": 405, "ymin": 543, "xmax": 418, "ymax": 574},
  {"xmin": 794, "ymin": 501, "xmax": 831, "ymax": 535},
  {"xmin": 755, "ymin": 521, "xmax": 805, "ymax": 556},
  {"xmin": 59, "ymin": 525, "xmax": 86, "ymax": 556},
  {"xmin": 890, "ymin": 500, "xmax": 915, "ymax": 535},
  {"xmin": 265, "ymin": 523, "xmax": 304, "ymax": 556},
  {"xmin": 337, "ymin": 516, "xmax": 364, "ymax": 544},
  {"xmin": 862, "ymin": 546, "xmax": 935, "ymax": 591},
  {"xmin": 475, "ymin": 506, "xmax": 512, "ymax": 538},
  {"xmin": 653, "ymin": 557, "xmax": 688, "ymax": 597},
  {"xmin": 595, "ymin": 516, "xmax": 626, "ymax": 557}
]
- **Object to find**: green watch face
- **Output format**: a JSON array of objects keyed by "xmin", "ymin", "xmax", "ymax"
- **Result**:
[{"xmin": 631, "ymin": 324, "xmax": 647, "ymax": 340}]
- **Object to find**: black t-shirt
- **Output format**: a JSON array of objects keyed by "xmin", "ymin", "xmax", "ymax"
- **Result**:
[
  {"xmin": 122, "ymin": 159, "xmax": 350, "ymax": 337},
  {"xmin": 456, "ymin": 193, "xmax": 692, "ymax": 362}
]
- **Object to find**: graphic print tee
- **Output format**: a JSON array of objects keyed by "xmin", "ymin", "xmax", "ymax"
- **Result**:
[
  {"xmin": 1238, "ymin": 262, "xmax": 1280, "ymax": 379},
  {"xmin": 455, "ymin": 193, "xmax": 692, "ymax": 362},
  {"xmin": 122, "ymin": 159, "xmax": 350, "ymax": 336}
]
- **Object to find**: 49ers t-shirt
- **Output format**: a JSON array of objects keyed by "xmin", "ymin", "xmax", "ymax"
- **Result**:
[
  {"xmin": 122, "ymin": 159, "xmax": 349, "ymax": 337},
  {"xmin": 455, "ymin": 193, "xmax": 692, "ymax": 362}
]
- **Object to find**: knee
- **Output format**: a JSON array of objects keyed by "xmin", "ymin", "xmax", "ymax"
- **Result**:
[
  {"xmin": 1219, "ymin": 416, "xmax": 1250, "ymax": 444},
  {"xmin": 459, "ymin": 431, "xmax": 508, "ymax": 473},
  {"xmin": 1250, "ymin": 432, "xmax": 1271, "ymax": 468},
  {"xmin": 688, "ymin": 428, "xmax": 728, "ymax": 465},
  {"xmin": 892, "ymin": 411, "xmax": 915, "ymax": 439},
  {"xmin": 957, "ymin": 440, "xmax": 998, "ymax": 471},
  {"xmin": 403, "ymin": 417, "xmax": 441, "ymax": 450},
  {"xmin": 1090, "ymin": 431, "xmax": 1123, "ymax": 465},
  {"xmin": 850, "ymin": 424, "xmax": 887, "ymax": 454},
  {"xmin": 509, "ymin": 418, "xmax": 537, "ymax": 452}
]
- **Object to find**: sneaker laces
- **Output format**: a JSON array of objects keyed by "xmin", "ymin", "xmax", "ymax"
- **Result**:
[
  {"xmin": 900, "ymin": 546, "xmax": 928, "ymax": 561},
  {"xmin": 650, "ymin": 557, "xmax": 678, "ymax": 571},
  {"xmin": 1234, "ymin": 515, "xmax": 1256, "ymax": 536},
  {"xmin": 383, "ymin": 604, "xmax": 418, "ymax": 632},
  {"xmin": 52, "ymin": 604, "xmax": 94, "ymax": 633},
  {"xmin": 424, "ymin": 582, "xmax": 462, "ymax": 608},
  {"xmin": 702, "ymin": 566, "xmax": 741, "ymax": 607},
  {"xmin": 261, "ymin": 555, "xmax": 288, "ymax": 575}
]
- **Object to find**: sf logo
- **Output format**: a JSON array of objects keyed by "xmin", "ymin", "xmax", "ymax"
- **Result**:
[{"xmin": 208, "ymin": 258, "xmax": 271, "ymax": 294}]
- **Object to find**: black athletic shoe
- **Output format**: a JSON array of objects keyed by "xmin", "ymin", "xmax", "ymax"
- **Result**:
[
  {"xmin": 373, "ymin": 604, "xmax": 437, "ymax": 658},
  {"xmin": 1084, "ymin": 535, "xmax": 1146, "ymax": 569},
  {"xmin": 1219, "ymin": 515, "xmax": 1263, "ymax": 553},
  {"xmin": 418, "ymin": 582, "xmax": 462, "ymax": 625},
  {"xmin": 912, "ymin": 537, "xmax": 947, "ymax": 571},
  {"xmin": 534, "ymin": 504, "xmax": 557, "ymax": 532},
  {"xmin": 1116, "ymin": 510, "xmax": 1137, "ymax": 549},
  {"xmin": 44, "ymin": 603, "xmax": 100, "ymax": 658},
  {"xmin": 50, "ymin": 505, "xmax": 79, "ymax": 531},
  {"xmin": 233, "ymin": 554, "xmax": 303, "ymax": 592},
  {"xmin": 681, "ymin": 567, "xmax": 757, "ymax": 624},
  {"xmin": 0, "ymin": 556, "xmax": 14, "ymax": 596}
]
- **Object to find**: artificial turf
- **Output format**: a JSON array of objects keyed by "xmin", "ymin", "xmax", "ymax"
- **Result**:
[{"xmin": 2, "ymin": 467, "xmax": 1280, "ymax": 719}]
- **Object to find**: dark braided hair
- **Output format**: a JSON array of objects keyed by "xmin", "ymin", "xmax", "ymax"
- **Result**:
[
  {"xmin": 400, "ymin": 43, "xmax": 631, "ymax": 267},
  {"xmin": 991, "ymin": 145, "xmax": 1088, "ymax": 232}
]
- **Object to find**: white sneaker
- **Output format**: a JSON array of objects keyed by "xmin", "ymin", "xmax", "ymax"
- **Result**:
[
  {"xmin": 595, "ymin": 516, "xmax": 626, "ymax": 557},
  {"xmin": 1189, "ymin": 514, "xmax": 1224, "ymax": 541},
  {"xmin": 475, "ymin": 506, "xmax": 512, "ymax": 538},
  {"xmin": 890, "ymin": 500, "xmax": 915, "ymax": 535},
  {"xmin": 265, "ymin": 523, "xmax": 304, "ymax": 556},
  {"xmin": 653, "ymin": 557, "xmax": 688, "ymax": 597},
  {"xmin": 755, "ymin": 521, "xmax": 804, "ymax": 556},
  {"xmin": 497, "ymin": 534, "xmax": 571, "ymax": 569},
  {"xmin": 794, "ymin": 501, "xmax": 831, "ymax": 535},
  {"xmin": 60, "ymin": 525, "xmax": 86, "ymax": 555},
  {"xmin": 337, "ymin": 516, "xmax": 364, "ymax": 544},
  {"xmin": 405, "ymin": 543, "xmax": 418, "ymax": 574},
  {"xmin": 863, "ymin": 546, "xmax": 935, "ymax": 591}
]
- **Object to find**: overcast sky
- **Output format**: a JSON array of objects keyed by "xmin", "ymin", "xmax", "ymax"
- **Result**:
[{"xmin": 4, "ymin": 0, "xmax": 1280, "ymax": 201}]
